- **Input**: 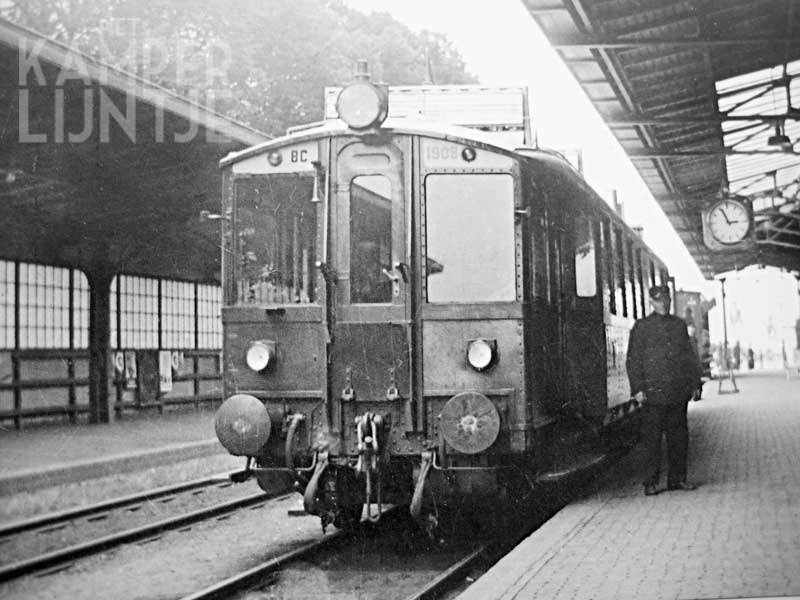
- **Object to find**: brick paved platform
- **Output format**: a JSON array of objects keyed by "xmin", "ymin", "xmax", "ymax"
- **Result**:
[
  {"xmin": 0, "ymin": 407, "xmax": 225, "ymax": 495},
  {"xmin": 458, "ymin": 371, "xmax": 800, "ymax": 600}
]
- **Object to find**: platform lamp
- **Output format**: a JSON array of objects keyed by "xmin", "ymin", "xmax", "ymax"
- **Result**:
[{"xmin": 717, "ymin": 277, "xmax": 739, "ymax": 394}]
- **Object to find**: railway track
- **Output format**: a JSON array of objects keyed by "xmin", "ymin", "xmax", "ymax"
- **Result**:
[
  {"xmin": 180, "ymin": 508, "xmax": 490, "ymax": 600},
  {"xmin": 0, "ymin": 471, "xmax": 287, "ymax": 582},
  {"xmin": 0, "ymin": 470, "xmax": 248, "ymax": 538}
]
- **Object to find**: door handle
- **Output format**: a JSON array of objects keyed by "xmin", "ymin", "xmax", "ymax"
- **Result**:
[
  {"xmin": 381, "ymin": 268, "xmax": 399, "ymax": 283},
  {"xmin": 382, "ymin": 266, "xmax": 402, "ymax": 297},
  {"xmin": 394, "ymin": 262, "xmax": 409, "ymax": 283}
]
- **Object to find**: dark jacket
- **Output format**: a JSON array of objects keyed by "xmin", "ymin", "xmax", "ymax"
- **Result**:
[{"xmin": 626, "ymin": 312, "xmax": 702, "ymax": 405}]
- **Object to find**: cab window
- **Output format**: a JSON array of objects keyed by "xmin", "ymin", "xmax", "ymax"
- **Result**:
[
  {"xmin": 350, "ymin": 175, "xmax": 393, "ymax": 304},
  {"xmin": 234, "ymin": 176, "xmax": 316, "ymax": 305},
  {"xmin": 425, "ymin": 174, "xmax": 516, "ymax": 303}
]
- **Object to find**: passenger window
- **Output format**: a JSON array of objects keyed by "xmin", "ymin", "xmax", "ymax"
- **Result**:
[
  {"xmin": 350, "ymin": 175, "xmax": 392, "ymax": 304},
  {"xmin": 636, "ymin": 249, "xmax": 646, "ymax": 316},
  {"xmin": 548, "ymin": 213, "xmax": 562, "ymax": 306},
  {"xmin": 614, "ymin": 227, "xmax": 627, "ymax": 317},
  {"xmin": 531, "ymin": 202, "xmax": 549, "ymax": 301},
  {"xmin": 602, "ymin": 220, "xmax": 615, "ymax": 314},
  {"xmin": 627, "ymin": 240, "xmax": 637, "ymax": 319},
  {"xmin": 649, "ymin": 260, "xmax": 657, "ymax": 287},
  {"xmin": 234, "ymin": 176, "xmax": 316, "ymax": 305},
  {"xmin": 425, "ymin": 174, "xmax": 516, "ymax": 303},
  {"xmin": 574, "ymin": 216, "xmax": 596, "ymax": 297}
]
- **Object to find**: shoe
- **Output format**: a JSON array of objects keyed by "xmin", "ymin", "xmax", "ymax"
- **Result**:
[
  {"xmin": 644, "ymin": 484, "xmax": 660, "ymax": 496},
  {"xmin": 667, "ymin": 481, "xmax": 696, "ymax": 491}
]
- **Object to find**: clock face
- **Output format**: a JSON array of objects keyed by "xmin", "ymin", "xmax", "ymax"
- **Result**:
[{"xmin": 707, "ymin": 199, "xmax": 750, "ymax": 244}]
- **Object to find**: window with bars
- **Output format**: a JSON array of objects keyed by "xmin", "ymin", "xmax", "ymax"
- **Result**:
[
  {"xmin": 161, "ymin": 280, "xmax": 195, "ymax": 349},
  {"xmin": 19, "ymin": 264, "xmax": 69, "ymax": 348},
  {"xmin": 0, "ymin": 261, "xmax": 13, "ymax": 349},
  {"xmin": 111, "ymin": 275, "xmax": 221, "ymax": 350},
  {"xmin": 0, "ymin": 262, "xmax": 90, "ymax": 350},
  {"xmin": 114, "ymin": 275, "xmax": 159, "ymax": 349},
  {"xmin": 0, "ymin": 266, "xmax": 221, "ymax": 352},
  {"xmin": 197, "ymin": 284, "xmax": 222, "ymax": 349}
]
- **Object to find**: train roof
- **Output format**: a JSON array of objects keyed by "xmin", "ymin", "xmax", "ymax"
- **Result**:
[{"xmin": 219, "ymin": 118, "xmax": 535, "ymax": 169}]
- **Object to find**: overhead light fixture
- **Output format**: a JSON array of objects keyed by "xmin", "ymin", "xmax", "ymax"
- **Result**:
[{"xmin": 767, "ymin": 121, "xmax": 793, "ymax": 152}]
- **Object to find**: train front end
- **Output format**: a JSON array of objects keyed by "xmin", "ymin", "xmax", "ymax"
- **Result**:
[{"xmin": 215, "ymin": 73, "xmax": 531, "ymax": 530}]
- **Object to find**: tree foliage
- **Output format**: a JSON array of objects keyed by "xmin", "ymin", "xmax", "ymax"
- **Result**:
[{"xmin": 2, "ymin": 0, "xmax": 478, "ymax": 135}]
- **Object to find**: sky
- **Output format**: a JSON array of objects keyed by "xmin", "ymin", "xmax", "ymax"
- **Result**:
[{"xmin": 343, "ymin": 0, "xmax": 800, "ymax": 358}]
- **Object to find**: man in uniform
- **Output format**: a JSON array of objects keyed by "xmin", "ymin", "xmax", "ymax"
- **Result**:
[{"xmin": 626, "ymin": 284, "xmax": 703, "ymax": 496}]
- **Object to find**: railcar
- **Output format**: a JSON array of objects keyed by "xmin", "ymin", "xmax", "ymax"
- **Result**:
[{"xmin": 213, "ymin": 66, "xmax": 672, "ymax": 531}]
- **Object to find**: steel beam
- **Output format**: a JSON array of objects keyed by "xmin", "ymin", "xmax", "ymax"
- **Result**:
[
  {"xmin": 628, "ymin": 149, "xmax": 796, "ymax": 158},
  {"xmin": 765, "ymin": 223, "xmax": 800, "ymax": 237},
  {"xmin": 605, "ymin": 113, "xmax": 800, "ymax": 126},
  {"xmin": 757, "ymin": 239, "xmax": 800, "ymax": 250},
  {"xmin": 549, "ymin": 34, "xmax": 800, "ymax": 49}
]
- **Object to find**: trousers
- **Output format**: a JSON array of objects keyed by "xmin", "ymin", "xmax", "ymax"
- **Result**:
[{"xmin": 640, "ymin": 401, "xmax": 689, "ymax": 486}]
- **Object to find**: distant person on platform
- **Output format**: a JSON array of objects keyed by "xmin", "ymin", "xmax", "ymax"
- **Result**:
[
  {"xmin": 747, "ymin": 348, "xmax": 755, "ymax": 370},
  {"xmin": 626, "ymin": 285, "xmax": 703, "ymax": 496}
]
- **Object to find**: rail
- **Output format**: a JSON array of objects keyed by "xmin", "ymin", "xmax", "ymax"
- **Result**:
[
  {"xmin": 0, "ymin": 470, "xmax": 248, "ymax": 538},
  {"xmin": 0, "ymin": 489, "xmax": 279, "ymax": 582}
]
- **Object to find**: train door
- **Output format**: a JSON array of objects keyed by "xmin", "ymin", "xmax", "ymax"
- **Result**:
[
  {"xmin": 529, "ymin": 184, "xmax": 565, "ymax": 417},
  {"xmin": 329, "ymin": 137, "xmax": 413, "ymax": 452},
  {"xmin": 546, "ymin": 192, "xmax": 568, "ymax": 408},
  {"xmin": 561, "ymin": 202, "xmax": 607, "ymax": 421}
]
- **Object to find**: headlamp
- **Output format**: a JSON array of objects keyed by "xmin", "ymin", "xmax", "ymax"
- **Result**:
[
  {"xmin": 245, "ymin": 340, "xmax": 276, "ymax": 372},
  {"xmin": 466, "ymin": 339, "xmax": 497, "ymax": 372},
  {"xmin": 336, "ymin": 81, "xmax": 388, "ymax": 130}
]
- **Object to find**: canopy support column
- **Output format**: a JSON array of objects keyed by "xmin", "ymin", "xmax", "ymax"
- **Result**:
[{"xmin": 88, "ymin": 268, "xmax": 114, "ymax": 424}]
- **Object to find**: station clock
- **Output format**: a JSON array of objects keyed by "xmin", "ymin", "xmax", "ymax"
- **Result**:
[{"xmin": 702, "ymin": 197, "xmax": 755, "ymax": 250}]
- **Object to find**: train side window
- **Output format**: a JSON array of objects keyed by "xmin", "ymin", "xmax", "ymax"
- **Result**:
[
  {"xmin": 531, "ymin": 203, "xmax": 549, "ymax": 301},
  {"xmin": 574, "ymin": 216, "xmax": 596, "ymax": 297},
  {"xmin": 614, "ymin": 227, "xmax": 627, "ymax": 317},
  {"xmin": 627, "ymin": 240, "xmax": 637, "ymax": 319},
  {"xmin": 649, "ymin": 259, "xmax": 656, "ymax": 287},
  {"xmin": 601, "ymin": 219, "xmax": 615, "ymax": 314},
  {"xmin": 636, "ymin": 249, "xmax": 646, "ymax": 316},
  {"xmin": 425, "ymin": 173, "xmax": 516, "ymax": 303},
  {"xmin": 350, "ymin": 175, "xmax": 393, "ymax": 304},
  {"xmin": 548, "ymin": 211, "xmax": 562, "ymax": 304}
]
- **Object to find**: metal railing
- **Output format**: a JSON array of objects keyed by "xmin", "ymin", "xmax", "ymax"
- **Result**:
[
  {"xmin": 112, "ymin": 348, "xmax": 223, "ymax": 413},
  {"xmin": 0, "ymin": 348, "xmax": 222, "ymax": 429}
]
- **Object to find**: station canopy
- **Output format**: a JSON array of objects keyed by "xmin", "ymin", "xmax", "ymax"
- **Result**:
[
  {"xmin": 523, "ymin": 0, "xmax": 800, "ymax": 278},
  {"xmin": 0, "ymin": 18, "xmax": 269, "ymax": 283}
]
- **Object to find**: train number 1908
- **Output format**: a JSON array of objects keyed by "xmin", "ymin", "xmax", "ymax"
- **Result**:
[{"xmin": 425, "ymin": 144, "xmax": 460, "ymax": 161}]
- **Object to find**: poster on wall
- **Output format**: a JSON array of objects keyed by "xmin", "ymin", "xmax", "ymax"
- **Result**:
[
  {"xmin": 159, "ymin": 350, "xmax": 173, "ymax": 392},
  {"xmin": 124, "ymin": 351, "xmax": 137, "ymax": 389}
]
